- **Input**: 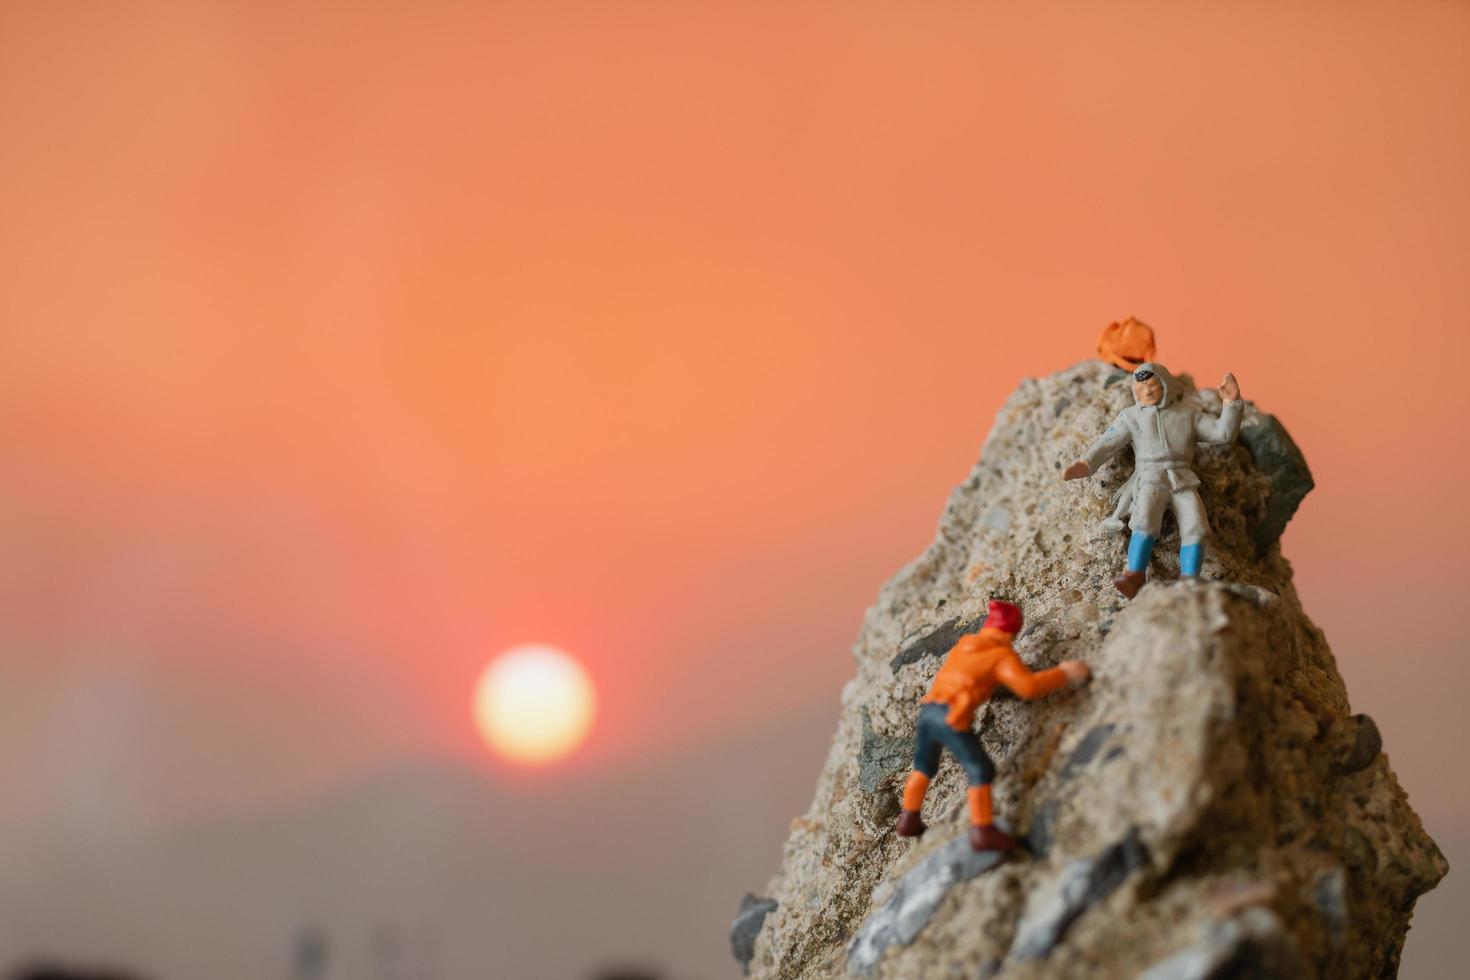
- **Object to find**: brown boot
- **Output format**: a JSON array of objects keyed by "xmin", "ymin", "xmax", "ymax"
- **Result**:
[
  {"xmin": 895, "ymin": 809, "xmax": 927, "ymax": 838},
  {"xmin": 1113, "ymin": 569, "xmax": 1146, "ymax": 599},
  {"xmin": 969, "ymin": 823, "xmax": 1019, "ymax": 852}
]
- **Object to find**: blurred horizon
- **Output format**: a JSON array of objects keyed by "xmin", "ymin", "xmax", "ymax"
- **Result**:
[{"xmin": 1, "ymin": 2, "xmax": 1466, "ymax": 978}]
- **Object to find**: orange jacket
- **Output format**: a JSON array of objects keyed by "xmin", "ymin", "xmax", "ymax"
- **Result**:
[{"xmin": 922, "ymin": 627, "xmax": 1068, "ymax": 730}]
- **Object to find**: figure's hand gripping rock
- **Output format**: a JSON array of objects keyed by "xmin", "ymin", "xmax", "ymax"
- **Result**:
[{"xmin": 1059, "ymin": 660, "xmax": 1091, "ymax": 687}]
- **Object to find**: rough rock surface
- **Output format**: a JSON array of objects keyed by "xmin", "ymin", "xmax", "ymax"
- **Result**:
[{"xmin": 741, "ymin": 360, "xmax": 1446, "ymax": 979}]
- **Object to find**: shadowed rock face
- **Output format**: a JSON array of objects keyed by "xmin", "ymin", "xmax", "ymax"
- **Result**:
[
  {"xmin": 737, "ymin": 360, "xmax": 1446, "ymax": 979},
  {"xmin": 1238, "ymin": 414, "xmax": 1315, "ymax": 558}
]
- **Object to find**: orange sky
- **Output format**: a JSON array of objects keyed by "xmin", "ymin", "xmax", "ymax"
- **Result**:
[{"xmin": 1, "ymin": 0, "xmax": 1467, "ymax": 867}]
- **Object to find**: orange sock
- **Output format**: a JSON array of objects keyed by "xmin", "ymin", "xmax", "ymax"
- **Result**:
[
  {"xmin": 968, "ymin": 785, "xmax": 993, "ymax": 826},
  {"xmin": 902, "ymin": 772, "xmax": 930, "ymax": 811}
]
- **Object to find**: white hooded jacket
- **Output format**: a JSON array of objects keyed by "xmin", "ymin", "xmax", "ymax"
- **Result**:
[{"xmin": 1082, "ymin": 362, "xmax": 1242, "ymax": 495}]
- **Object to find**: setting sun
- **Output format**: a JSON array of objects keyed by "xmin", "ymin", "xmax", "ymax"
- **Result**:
[{"xmin": 474, "ymin": 644, "xmax": 596, "ymax": 765}]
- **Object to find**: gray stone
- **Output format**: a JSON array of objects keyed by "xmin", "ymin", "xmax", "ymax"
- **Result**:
[
  {"xmin": 1027, "ymin": 797, "xmax": 1060, "ymax": 857},
  {"xmin": 981, "ymin": 505, "xmax": 1011, "ymax": 533},
  {"xmin": 1138, "ymin": 908, "xmax": 1302, "ymax": 980},
  {"xmin": 1314, "ymin": 868, "xmax": 1349, "ymax": 951},
  {"xmin": 857, "ymin": 710, "xmax": 912, "ymax": 794},
  {"xmin": 889, "ymin": 615, "xmax": 984, "ymax": 672},
  {"xmin": 1334, "ymin": 713, "xmax": 1383, "ymax": 774},
  {"xmin": 1058, "ymin": 723, "xmax": 1118, "ymax": 780},
  {"xmin": 1222, "ymin": 582, "xmax": 1280, "ymax": 609},
  {"xmin": 1239, "ymin": 414, "xmax": 1315, "ymax": 557},
  {"xmin": 731, "ymin": 894, "xmax": 779, "ymax": 973},
  {"xmin": 1009, "ymin": 830, "xmax": 1148, "ymax": 960},
  {"xmin": 846, "ymin": 834, "xmax": 1005, "ymax": 975}
]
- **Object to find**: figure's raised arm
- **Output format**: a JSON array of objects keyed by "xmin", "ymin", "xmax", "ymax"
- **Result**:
[
  {"xmin": 994, "ymin": 651, "xmax": 1074, "ymax": 700},
  {"xmin": 1195, "ymin": 373, "xmax": 1243, "ymax": 444}
]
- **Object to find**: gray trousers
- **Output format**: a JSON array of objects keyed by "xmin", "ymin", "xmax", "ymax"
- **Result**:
[{"xmin": 1132, "ymin": 482, "xmax": 1210, "ymax": 545}]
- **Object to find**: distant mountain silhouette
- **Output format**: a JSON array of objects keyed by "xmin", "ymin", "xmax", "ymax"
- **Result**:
[{"xmin": 0, "ymin": 705, "xmax": 836, "ymax": 980}]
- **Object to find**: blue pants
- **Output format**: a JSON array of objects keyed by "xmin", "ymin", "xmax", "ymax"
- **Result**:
[
  {"xmin": 1128, "ymin": 533, "xmax": 1205, "ymax": 576},
  {"xmin": 912, "ymin": 702, "xmax": 995, "ymax": 786}
]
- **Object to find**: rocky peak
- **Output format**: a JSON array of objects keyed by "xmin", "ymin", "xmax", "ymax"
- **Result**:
[{"xmin": 735, "ymin": 360, "xmax": 1444, "ymax": 978}]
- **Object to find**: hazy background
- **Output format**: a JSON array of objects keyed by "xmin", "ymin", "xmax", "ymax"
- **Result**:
[{"xmin": 1, "ymin": 2, "xmax": 1466, "ymax": 978}]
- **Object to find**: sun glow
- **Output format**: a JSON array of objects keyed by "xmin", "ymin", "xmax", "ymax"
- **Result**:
[{"xmin": 473, "ymin": 644, "xmax": 596, "ymax": 765}]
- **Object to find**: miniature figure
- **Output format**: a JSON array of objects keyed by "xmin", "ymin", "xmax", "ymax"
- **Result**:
[
  {"xmin": 1064, "ymin": 363, "xmax": 1242, "ymax": 598},
  {"xmin": 895, "ymin": 600, "xmax": 1090, "ymax": 852}
]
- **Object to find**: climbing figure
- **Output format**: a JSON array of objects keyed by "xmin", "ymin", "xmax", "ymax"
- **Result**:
[
  {"xmin": 895, "ymin": 600, "xmax": 1090, "ymax": 852},
  {"xmin": 1064, "ymin": 363, "xmax": 1242, "ymax": 598}
]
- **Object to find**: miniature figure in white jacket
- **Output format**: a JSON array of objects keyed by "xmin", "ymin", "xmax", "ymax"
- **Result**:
[{"xmin": 1064, "ymin": 363, "xmax": 1242, "ymax": 598}]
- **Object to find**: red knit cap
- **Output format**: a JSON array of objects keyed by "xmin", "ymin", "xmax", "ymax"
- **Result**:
[{"xmin": 986, "ymin": 600, "xmax": 1023, "ymax": 635}]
